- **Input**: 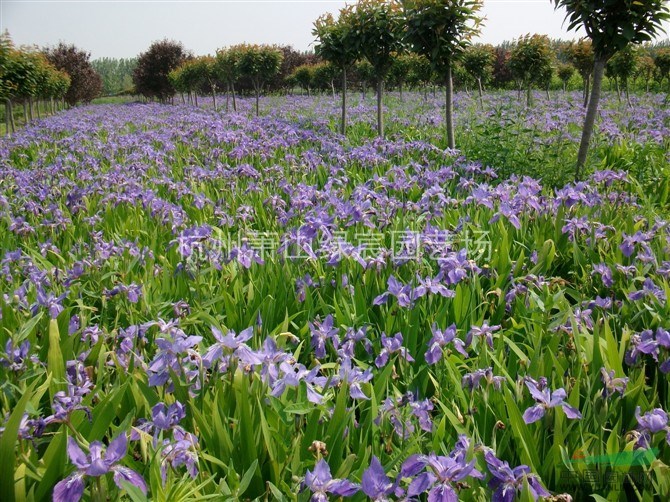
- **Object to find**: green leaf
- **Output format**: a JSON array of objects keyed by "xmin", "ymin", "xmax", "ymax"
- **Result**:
[{"xmin": 0, "ymin": 380, "xmax": 37, "ymax": 502}]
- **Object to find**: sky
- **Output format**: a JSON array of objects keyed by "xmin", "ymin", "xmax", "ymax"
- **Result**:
[{"xmin": 1, "ymin": 0, "xmax": 669, "ymax": 59}]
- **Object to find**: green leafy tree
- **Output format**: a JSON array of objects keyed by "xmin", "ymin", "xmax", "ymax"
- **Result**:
[
  {"xmin": 291, "ymin": 64, "xmax": 316, "ymax": 95},
  {"xmin": 388, "ymin": 52, "xmax": 413, "ymax": 100},
  {"xmin": 653, "ymin": 47, "xmax": 670, "ymax": 92},
  {"xmin": 313, "ymin": 11, "xmax": 359, "ymax": 134},
  {"xmin": 354, "ymin": 59, "xmax": 375, "ymax": 98},
  {"xmin": 566, "ymin": 38, "xmax": 594, "ymax": 107},
  {"xmin": 236, "ymin": 44, "xmax": 283, "ymax": 116},
  {"xmin": 552, "ymin": 0, "xmax": 670, "ymax": 178},
  {"xmin": 403, "ymin": 0, "xmax": 484, "ymax": 148},
  {"xmin": 557, "ymin": 62, "xmax": 575, "ymax": 92},
  {"xmin": 461, "ymin": 43, "xmax": 495, "ymax": 106},
  {"xmin": 405, "ymin": 53, "xmax": 433, "ymax": 98},
  {"xmin": 606, "ymin": 45, "xmax": 639, "ymax": 104},
  {"xmin": 634, "ymin": 51, "xmax": 655, "ymax": 91},
  {"xmin": 215, "ymin": 47, "xmax": 242, "ymax": 112},
  {"xmin": 508, "ymin": 34, "xmax": 554, "ymax": 106},
  {"xmin": 347, "ymin": 0, "xmax": 405, "ymax": 137},
  {"xmin": 312, "ymin": 62, "xmax": 340, "ymax": 96}
]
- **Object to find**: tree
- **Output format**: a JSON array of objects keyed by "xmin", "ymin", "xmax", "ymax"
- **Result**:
[
  {"xmin": 492, "ymin": 45, "xmax": 514, "ymax": 88},
  {"xmin": 553, "ymin": 0, "xmax": 670, "ymax": 178},
  {"xmin": 557, "ymin": 62, "xmax": 575, "ymax": 92},
  {"xmin": 215, "ymin": 47, "xmax": 242, "ymax": 112},
  {"xmin": 606, "ymin": 45, "xmax": 639, "ymax": 104},
  {"xmin": 313, "ymin": 11, "xmax": 359, "ymax": 134},
  {"xmin": 235, "ymin": 44, "xmax": 283, "ymax": 116},
  {"xmin": 461, "ymin": 43, "xmax": 494, "ymax": 106},
  {"xmin": 403, "ymin": 0, "xmax": 484, "ymax": 149},
  {"xmin": 44, "ymin": 42, "xmax": 101, "ymax": 106},
  {"xmin": 653, "ymin": 48, "xmax": 670, "ymax": 92},
  {"xmin": 133, "ymin": 39, "xmax": 189, "ymax": 103},
  {"xmin": 388, "ymin": 52, "xmax": 413, "ymax": 100},
  {"xmin": 566, "ymin": 39, "xmax": 594, "ymax": 107},
  {"xmin": 634, "ymin": 51, "xmax": 655, "ymax": 92},
  {"xmin": 91, "ymin": 58, "xmax": 136, "ymax": 96},
  {"xmin": 508, "ymin": 34, "xmax": 554, "ymax": 106},
  {"xmin": 347, "ymin": 0, "xmax": 405, "ymax": 137},
  {"xmin": 291, "ymin": 64, "xmax": 316, "ymax": 95},
  {"xmin": 312, "ymin": 62, "xmax": 340, "ymax": 96}
]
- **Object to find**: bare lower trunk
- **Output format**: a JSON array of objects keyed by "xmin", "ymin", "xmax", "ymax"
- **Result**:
[
  {"xmin": 576, "ymin": 57, "xmax": 606, "ymax": 180},
  {"xmin": 526, "ymin": 85, "xmax": 533, "ymax": 107},
  {"xmin": 23, "ymin": 102, "xmax": 28, "ymax": 123},
  {"xmin": 583, "ymin": 75, "xmax": 590, "ymax": 108},
  {"xmin": 255, "ymin": 87, "xmax": 260, "ymax": 116},
  {"xmin": 231, "ymin": 83, "xmax": 237, "ymax": 112},
  {"xmin": 477, "ymin": 78, "xmax": 483, "ymax": 108},
  {"xmin": 212, "ymin": 88, "xmax": 217, "ymax": 111},
  {"xmin": 341, "ymin": 67, "xmax": 347, "ymax": 135},
  {"xmin": 28, "ymin": 98, "xmax": 34, "ymax": 121},
  {"xmin": 376, "ymin": 78, "xmax": 384, "ymax": 137},
  {"xmin": 36, "ymin": 99, "xmax": 41, "ymax": 119},
  {"xmin": 225, "ymin": 84, "xmax": 230, "ymax": 112},
  {"xmin": 194, "ymin": 93, "xmax": 199, "ymax": 107},
  {"xmin": 5, "ymin": 99, "xmax": 10, "ymax": 136},
  {"xmin": 445, "ymin": 66, "xmax": 455, "ymax": 150},
  {"xmin": 399, "ymin": 82, "xmax": 404, "ymax": 101}
]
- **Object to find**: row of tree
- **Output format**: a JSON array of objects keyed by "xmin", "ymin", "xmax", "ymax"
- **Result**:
[
  {"xmin": 307, "ymin": 0, "xmax": 669, "ymax": 177},
  {"xmin": 1, "ymin": 33, "xmax": 103, "ymax": 134}
]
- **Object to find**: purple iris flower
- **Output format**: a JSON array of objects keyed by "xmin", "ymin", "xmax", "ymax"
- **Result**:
[
  {"xmin": 633, "ymin": 407, "xmax": 670, "ymax": 449},
  {"xmin": 413, "ymin": 275, "xmax": 455, "ymax": 299},
  {"xmin": 522, "ymin": 381, "xmax": 582, "ymax": 424},
  {"xmin": 302, "ymin": 459, "xmax": 359, "ymax": 501},
  {"xmin": 405, "ymin": 437, "xmax": 484, "ymax": 500},
  {"xmin": 53, "ymin": 434, "xmax": 146, "ymax": 502},
  {"xmin": 600, "ymin": 368, "xmax": 628, "ymax": 398},
  {"xmin": 466, "ymin": 322, "xmax": 501, "ymax": 349},
  {"xmin": 425, "ymin": 323, "xmax": 468, "ymax": 365},
  {"xmin": 160, "ymin": 427, "xmax": 199, "ymax": 482},
  {"xmin": 361, "ymin": 456, "xmax": 395, "ymax": 501},
  {"xmin": 373, "ymin": 276, "xmax": 414, "ymax": 308},
  {"xmin": 375, "ymin": 332, "xmax": 414, "ymax": 368},
  {"xmin": 202, "ymin": 326, "xmax": 253, "ymax": 369},
  {"xmin": 484, "ymin": 450, "xmax": 549, "ymax": 502},
  {"xmin": 308, "ymin": 315, "xmax": 339, "ymax": 359},
  {"xmin": 338, "ymin": 356, "xmax": 373, "ymax": 400},
  {"xmin": 1, "ymin": 339, "xmax": 31, "ymax": 372},
  {"xmin": 591, "ymin": 263, "xmax": 613, "ymax": 288}
]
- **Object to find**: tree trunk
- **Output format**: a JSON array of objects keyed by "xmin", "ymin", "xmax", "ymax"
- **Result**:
[
  {"xmin": 212, "ymin": 87, "xmax": 217, "ymax": 111},
  {"xmin": 576, "ymin": 57, "xmax": 606, "ymax": 180},
  {"xmin": 22, "ymin": 102, "xmax": 28, "ymax": 123},
  {"xmin": 28, "ymin": 98, "xmax": 34, "ymax": 121},
  {"xmin": 341, "ymin": 67, "xmax": 347, "ymax": 135},
  {"xmin": 625, "ymin": 81, "xmax": 631, "ymax": 107},
  {"xmin": 5, "ymin": 99, "xmax": 10, "ymax": 136},
  {"xmin": 376, "ymin": 78, "xmax": 384, "ymax": 137},
  {"xmin": 615, "ymin": 77, "xmax": 621, "ymax": 102},
  {"xmin": 445, "ymin": 66, "xmax": 455, "ymax": 150},
  {"xmin": 36, "ymin": 99, "xmax": 41, "ymax": 119},
  {"xmin": 231, "ymin": 83, "xmax": 237, "ymax": 112},
  {"xmin": 477, "ymin": 78, "xmax": 484, "ymax": 108},
  {"xmin": 225, "ymin": 84, "xmax": 230, "ymax": 112},
  {"xmin": 583, "ymin": 75, "xmax": 590, "ymax": 108},
  {"xmin": 255, "ymin": 86, "xmax": 260, "ymax": 117},
  {"xmin": 399, "ymin": 81, "xmax": 404, "ymax": 101},
  {"xmin": 331, "ymin": 80, "xmax": 335, "ymax": 98},
  {"xmin": 526, "ymin": 84, "xmax": 533, "ymax": 107},
  {"xmin": 194, "ymin": 92, "xmax": 199, "ymax": 107}
]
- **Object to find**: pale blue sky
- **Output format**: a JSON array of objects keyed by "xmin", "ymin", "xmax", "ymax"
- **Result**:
[{"xmin": 1, "ymin": 0, "xmax": 668, "ymax": 59}]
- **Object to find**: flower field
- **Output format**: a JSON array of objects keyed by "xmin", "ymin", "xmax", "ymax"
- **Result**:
[{"xmin": 1, "ymin": 92, "xmax": 670, "ymax": 501}]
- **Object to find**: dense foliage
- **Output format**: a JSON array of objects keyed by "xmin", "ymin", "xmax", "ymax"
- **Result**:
[
  {"xmin": 133, "ymin": 39, "xmax": 190, "ymax": 103},
  {"xmin": 44, "ymin": 42, "xmax": 101, "ymax": 106}
]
